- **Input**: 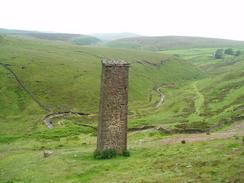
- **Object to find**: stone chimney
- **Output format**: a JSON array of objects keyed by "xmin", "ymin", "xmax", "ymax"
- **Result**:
[{"xmin": 97, "ymin": 59, "xmax": 129, "ymax": 154}]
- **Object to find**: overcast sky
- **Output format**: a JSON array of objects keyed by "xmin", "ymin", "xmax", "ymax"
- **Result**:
[{"xmin": 0, "ymin": 0, "xmax": 244, "ymax": 40}]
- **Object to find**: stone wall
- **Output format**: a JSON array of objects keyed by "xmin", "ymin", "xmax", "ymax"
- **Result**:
[{"xmin": 97, "ymin": 59, "xmax": 129, "ymax": 154}]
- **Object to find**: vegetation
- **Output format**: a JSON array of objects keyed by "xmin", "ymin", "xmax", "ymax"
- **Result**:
[
  {"xmin": 106, "ymin": 36, "xmax": 244, "ymax": 50},
  {"xmin": 0, "ymin": 28, "xmax": 101, "ymax": 45},
  {"xmin": 0, "ymin": 132, "xmax": 243, "ymax": 183},
  {"xmin": 214, "ymin": 49, "xmax": 224, "ymax": 59},
  {"xmin": 122, "ymin": 150, "xmax": 130, "ymax": 157},
  {"xmin": 0, "ymin": 35, "xmax": 205, "ymax": 136},
  {"xmin": 94, "ymin": 149, "xmax": 117, "ymax": 159},
  {"xmin": 0, "ymin": 35, "xmax": 243, "ymax": 134},
  {"xmin": 92, "ymin": 32, "xmax": 140, "ymax": 41},
  {"xmin": 71, "ymin": 36, "xmax": 101, "ymax": 45},
  {"xmin": 224, "ymin": 48, "xmax": 241, "ymax": 56},
  {"xmin": 224, "ymin": 48, "xmax": 234, "ymax": 55},
  {"xmin": 235, "ymin": 50, "xmax": 241, "ymax": 56},
  {"xmin": 0, "ymin": 32, "xmax": 244, "ymax": 182},
  {"xmin": 0, "ymin": 35, "xmax": 4, "ymax": 42}
]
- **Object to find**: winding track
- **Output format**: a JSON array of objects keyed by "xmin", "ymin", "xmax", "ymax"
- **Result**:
[
  {"xmin": 155, "ymin": 87, "xmax": 165, "ymax": 108},
  {"xmin": 0, "ymin": 63, "xmax": 90, "ymax": 129},
  {"xmin": 159, "ymin": 121, "xmax": 244, "ymax": 145},
  {"xmin": 43, "ymin": 112, "xmax": 95, "ymax": 129},
  {"xmin": 1, "ymin": 63, "xmax": 243, "ymax": 140}
]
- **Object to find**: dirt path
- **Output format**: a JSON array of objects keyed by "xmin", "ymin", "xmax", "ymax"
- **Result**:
[
  {"xmin": 43, "ymin": 112, "xmax": 94, "ymax": 129},
  {"xmin": 155, "ymin": 87, "xmax": 165, "ymax": 108},
  {"xmin": 160, "ymin": 121, "xmax": 244, "ymax": 145}
]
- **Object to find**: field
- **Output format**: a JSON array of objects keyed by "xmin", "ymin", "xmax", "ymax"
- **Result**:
[
  {"xmin": 0, "ymin": 28, "xmax": 101, "ymax": 45},
  {"xmin": 1, "ymin": 125, "xmax": 244, "ymax": 183},
  {"xmin": 0, "ymin": 35, "xmax": 205, "ymax": 136},
  {"xmin": 0, "ymin": 33, "xmax": 244, "ymax": 183},
  {"xmin": 106, "ymin": 36, "xmax": 244, "ymax": 51}
]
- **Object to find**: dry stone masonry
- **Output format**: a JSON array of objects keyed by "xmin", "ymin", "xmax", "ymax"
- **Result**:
[{"xmin": 97, "ymin": 59, "xmax": 129, "ymax": 154}]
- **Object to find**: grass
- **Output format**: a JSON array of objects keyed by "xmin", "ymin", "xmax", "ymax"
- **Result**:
[
  {"xmin": 106, "ymin": 36, "xmax": 244, "ymax": 51},
  {"xmin": 0, "ymin": 133, "xmax": 243, "ymax": 183},
  {"xmin": 0, "ymin": 36, "xmax": 243, "ymax": 133},
  {"xmin": 0, "ymin": 34, "xmax": 244, "ymax": 182},
  {"xmin": 192, "ymin": 81, "xmax": 204, "ymax": 115},
  {"xmin": 0, "ymin": 35, "xmax": 204, "ymax": 135},
  {"xmin": 0, "ymin": 28, "xmax": 101, "ymax": 45}
]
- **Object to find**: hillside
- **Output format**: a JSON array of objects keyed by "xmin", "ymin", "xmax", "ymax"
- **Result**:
[
  {"xmin": 156, "ymin": 47, "xmax": 244, "ymax": 128},
  {"xmin": 1, "ymin": 126, "xmax": 243, "ymax": 183},
  {"xmin": 0, "ymin": 34, "xmax": 243, "ymax": 135},
  {"xmin": 0, "ymin": 28, "xmax": 101, "ymax": 45},
  {"xmin": 0, "ymin": 35, "xmax": 204, "ymax": 136},
  {"xmin": 1, "ymin": 34, "xmax": 244, "ymax": 183},
  {"xmin": 106, "ymin": 36, "xmax": 244, "ymax": 51},
  {"xmin": 92, "ymin": 32, "xmax": 141, "ymax": 41}
]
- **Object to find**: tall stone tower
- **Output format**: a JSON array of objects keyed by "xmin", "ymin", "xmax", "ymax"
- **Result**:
[{"xmin": 97, "ymin": 59, "xmax": 129, "ymax": 154}]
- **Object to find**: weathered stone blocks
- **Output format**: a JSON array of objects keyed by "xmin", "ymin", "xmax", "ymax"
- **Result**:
[{"xmin": 97, "ymin": 59, "xmax": 129, "ymax": 154}]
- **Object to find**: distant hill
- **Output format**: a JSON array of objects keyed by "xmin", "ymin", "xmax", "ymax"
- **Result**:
[
  {"xmin": 0, "ymin": 28, "xmax": 101, "ymax": 45},
  {"xmin": 106, "ymin": 36, "xmax": 244, "ymax": 50},
  {"xmin": 91, "ymin": 32, "xmax": 141, "ymax": 41},
  {"xmin": 0, "ymin": 35, "xmax": 4, "ymax": 42}
]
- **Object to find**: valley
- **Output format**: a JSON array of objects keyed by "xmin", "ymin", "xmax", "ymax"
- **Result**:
[{"xmin": 0, "ymin": 32, "xmax": 243, "ymax": 183}]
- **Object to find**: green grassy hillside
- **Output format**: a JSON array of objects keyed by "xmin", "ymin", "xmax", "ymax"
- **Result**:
[
  {"xmin": 0, "ymin": 35, "xmax": 204, "ymax": 136},
  {"xmin": 153, "ymin": 48, "xmax": 244, "ymax": 130},
  {"xmin": 106, "ymin": 36, "xmax": 244, "ymax": 51},
  {"xmin": 0, "ymin": 35, "xmax": 243, "ymax": 137},
  {"xmin": 1, "ymin": 33, "xmax": 244, "ymax": 183},
  {"xmin": 92, "ymin": 32, "xmax": 141, "ymax": 41},
  {"xmin": 0, "ymin": 28, "xmax": 101, "ymax": 45},
  {"xmin": 1, "ymin": 129, "xmax": 243, "ymax": 183}
]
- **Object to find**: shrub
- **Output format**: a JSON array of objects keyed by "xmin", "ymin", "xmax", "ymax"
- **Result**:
[
  {"xmin": 214, "ymin": 49, "xmax": 224, "ymax": 59},
  {"xmin": 235, "ymin": 50, "xmax": 241, "ymax": 56},
  {"xmin": 122, "ymin": 150, "xmax": 130, "ymax": 157},
  {"xmin": 224, "ymin": 48, "xmax": 234, "ymax": 55},
  {"xmin": 94, "ymin": 149, "xmax": 117, "ymax": 159},
  {"xmin": 181, "ymin": 140, "xmax": 186, "ymax": 144}
]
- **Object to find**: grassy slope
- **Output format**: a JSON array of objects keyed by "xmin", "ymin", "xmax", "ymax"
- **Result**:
[
  {"xmin": 1, "ymin": 35, "xmax": 244, "ymax": 183},
  {"xmin": 156, "ymin": 48, "xmax": 244, "ymax": 129},
  {"xmin": 0, "ymin": 28, "xmax": 101, "ymax": 45},
  {"xmin": 91, "ymin": 32, "xmax": 141, "ymax": 41},
  {"xmin": 0, "ymin": 35, "xmax": 204, "ymax": 135},
  {"xmin": 106, "ymin": 36, "xmax": 244, "ymax": 51},
  {"xmin": 0, "ymin": 130, "xmax": 243, "ymax": 183}
]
